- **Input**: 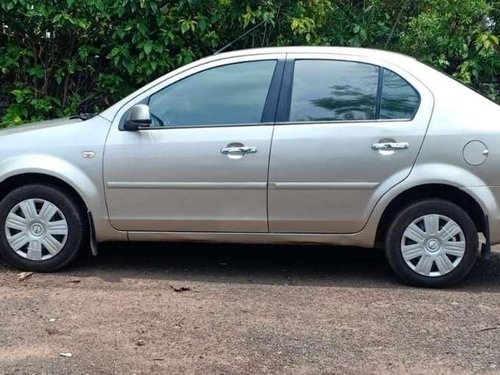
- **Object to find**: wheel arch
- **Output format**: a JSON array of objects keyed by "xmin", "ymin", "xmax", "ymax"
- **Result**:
[
  {"xmin": 0, "ymin": 173, "xmax": 90, "ymax": 216},
  {"xmin": 375, "ymin": 183, "xmax": 486, "ymax": 247}
]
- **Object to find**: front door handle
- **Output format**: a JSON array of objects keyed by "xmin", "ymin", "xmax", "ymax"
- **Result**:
[
  {"xmin": 372, "ymin": 142, "xmax": 409, "ymax": 151},
  {"xmin": 220, "ymin": 146, "xmax": 258, "ymax": 155}
]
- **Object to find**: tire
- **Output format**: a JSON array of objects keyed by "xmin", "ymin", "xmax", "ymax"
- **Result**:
[
  {"xmin": 385, "ymin": 199, "xmax": 478, "ymax": 287},
  {"xmin": 0, "ymin": 184, "xmax": 87, "ymax": 272}
]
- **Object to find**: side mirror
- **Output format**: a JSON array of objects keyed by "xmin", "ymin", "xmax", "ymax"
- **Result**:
[{"xmin": 124, "ymin": 104, "xmax": 152, "ymax": 131}]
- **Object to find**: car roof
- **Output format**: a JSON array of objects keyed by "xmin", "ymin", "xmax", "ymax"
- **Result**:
[{"xmin": 208, "ymin": 46, "xmax": 417, "ymax": 64}]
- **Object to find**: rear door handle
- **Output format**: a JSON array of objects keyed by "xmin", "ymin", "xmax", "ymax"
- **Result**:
[
  {"xmin": 220, "ymin": 146, "xmax": 258, "ymax": 155},
  {"xmin": 372, "ymin": 142, "xmax": 409, "ymax": 151}
]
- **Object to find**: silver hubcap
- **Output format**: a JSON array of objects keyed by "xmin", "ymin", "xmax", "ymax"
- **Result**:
[
  {"xmin": 5, "ymin": 198, "xmax": 68, "ymax": 261},
  {"xmin": 401, "ymin": 214, "xmax": 466, "ymax": 277}
]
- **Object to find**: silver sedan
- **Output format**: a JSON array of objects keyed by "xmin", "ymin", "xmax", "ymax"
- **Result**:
[{"xmin": 0, "ymin": 47, "xmax": 499, "ymax": 287}]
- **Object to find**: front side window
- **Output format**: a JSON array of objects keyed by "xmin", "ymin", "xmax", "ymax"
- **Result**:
[
  {"xmin": 148, "ymin": 60, "xmax": 277, "ymax": 127},
  {"xmin": 289, "ymin": 60, "xmax": 379, "ymax": 122}
]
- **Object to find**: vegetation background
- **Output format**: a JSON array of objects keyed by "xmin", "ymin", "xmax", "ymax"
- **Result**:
[{"xmin": 0, "ymin": 0, "xmax": 498, "ymax": 126}]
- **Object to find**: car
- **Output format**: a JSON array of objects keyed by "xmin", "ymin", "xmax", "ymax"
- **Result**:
[{"xmin": 0, "ymin": 46, "xmax": 498, "ymax": 287}]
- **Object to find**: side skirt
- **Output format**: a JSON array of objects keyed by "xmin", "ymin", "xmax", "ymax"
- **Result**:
[{"xmin": 127, "ymin": 231, "xmax": 374, "ymax": 248}]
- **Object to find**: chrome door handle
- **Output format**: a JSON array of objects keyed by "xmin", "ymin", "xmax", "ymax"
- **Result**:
[
  {"xmin": 220, "ymin": 146, "xmax": 258, "ymax": 155},
  {"xmin": 372, "ymin": 142, "xmax": 409, "ymax": 151}
]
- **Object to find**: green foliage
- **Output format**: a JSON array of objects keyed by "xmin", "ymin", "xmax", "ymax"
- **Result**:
[
  {"xmin": 401, "ymin": 0, "xmax": 499, "ymax": 100},
  {"xmin": 0, "ymin": 0, "xmax": 498, "ymax": 126}
]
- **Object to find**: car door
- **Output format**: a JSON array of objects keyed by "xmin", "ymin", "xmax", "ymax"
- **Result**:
[
  {"xmin": 268, "ymin": 54, "xmax": 434, "ymax": 233},
  {"xmin": 103, "ymin": 55, "xmax": 285, "ymax": 232}
]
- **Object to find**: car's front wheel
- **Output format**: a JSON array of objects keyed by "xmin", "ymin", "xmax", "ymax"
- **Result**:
[
  {"xmin": 0, "ymin": 184, "xmax": 87, "ymax": 271},
  {"xmin": 385, "ymin": 199, "xmax": 478, "ymax": 287}
]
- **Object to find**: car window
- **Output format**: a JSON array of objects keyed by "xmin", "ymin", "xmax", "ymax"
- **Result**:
[
  {"xmin": 380, "ymin": 69, "xmax": 420, "ymax": 120},
  {"xmin": 289, "ymin": 60, "xmax": 379, "ymax": 122},
  {"xmin": 148, "ymin": 60, "xmax": 276, "ymax": 127}
]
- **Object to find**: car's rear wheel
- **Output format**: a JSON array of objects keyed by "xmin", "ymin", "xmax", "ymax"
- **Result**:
[
  {"xmin": 385, "ymin": 199, "xmax": 478, "ymax": 287},
  {"xmin": 0, "ymin": 184, "xmax": 87, "ymax": 271}
]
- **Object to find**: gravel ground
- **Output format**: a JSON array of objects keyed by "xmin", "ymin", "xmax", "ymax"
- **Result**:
[{"xmin": 1, "ymin": 243, "xmax": 500, "ymax": 374}]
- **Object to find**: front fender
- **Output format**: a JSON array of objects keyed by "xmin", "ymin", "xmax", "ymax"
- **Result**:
[
  {"xmin": 0, "ymin": 154, "xmax": 98, "ymax": 209},
  {"xmin": 0, "ymin": 154, "xmax": 126, "ymax": 242}
]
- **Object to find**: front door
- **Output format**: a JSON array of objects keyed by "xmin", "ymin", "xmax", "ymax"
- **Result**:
[
  {"xmin": 268, "ymin": 55, "xmax": 434, "ymax": 233},
  {"xmin": 104, "ymin": 58, "xmax": 282, "ymax": 232}
]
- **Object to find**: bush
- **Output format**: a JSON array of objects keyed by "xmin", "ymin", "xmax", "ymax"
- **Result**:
[{"xmin": 0, "ymin": 0, "xmax": 498, "ymax": 126}]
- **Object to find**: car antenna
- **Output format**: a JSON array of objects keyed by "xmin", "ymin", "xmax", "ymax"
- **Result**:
[{"xmin": 213, "ymin": 20, "xmax": 266, "ymax": 55}]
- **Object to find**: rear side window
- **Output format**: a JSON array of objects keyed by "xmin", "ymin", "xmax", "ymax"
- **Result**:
[
  {"xmin": 288, "ymin": 60, "xmax": 420, "ymax": 122},
  {"xmin": 149, "ymin": 60, "xmax": 277, "ymax": 127},
  {"xmin": 290, "ymin": 60, "xmax": 379, "ymax": 122},
  {"xmin": 380, "ymin": 69, "xmax": 420, "ymax": 120}
]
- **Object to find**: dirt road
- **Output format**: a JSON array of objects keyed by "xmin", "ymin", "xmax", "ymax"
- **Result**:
[{"xmin": 1, "ymin": 243, "xmax": 500, "ymax": 374}]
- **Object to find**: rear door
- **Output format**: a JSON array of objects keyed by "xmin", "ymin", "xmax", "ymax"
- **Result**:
[{"xmin": 268, "ymin": 54, "xmax": 434, "ymax": 233}]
